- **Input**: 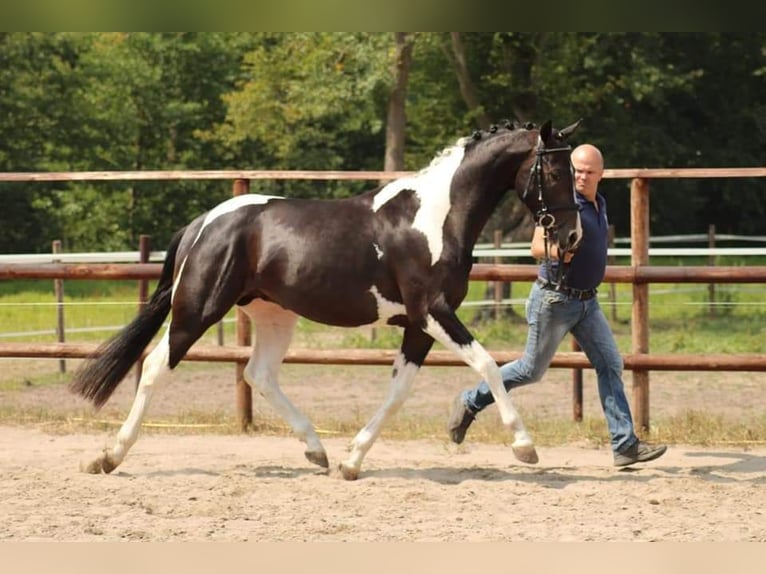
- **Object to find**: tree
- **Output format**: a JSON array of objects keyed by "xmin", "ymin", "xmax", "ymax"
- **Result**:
[
  {"xmin": 0, "ymin": 33, "xmax": 764, "ymax": 253},
  {"xmin": 383, "ymin": 33, "xmax": 415, "ymax": 172},
  {"xmin": 207, "ymin": 33, "xmax": 393, "ymax": 200},
  {"xmin": 0, "ymin": 33, "xmax": 87, "ymax": 252}
]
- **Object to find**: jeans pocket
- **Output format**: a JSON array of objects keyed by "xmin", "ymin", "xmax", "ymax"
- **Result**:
[{"xmin": 543, "ymin": 291, "xmax": 567, "ymax": 305}]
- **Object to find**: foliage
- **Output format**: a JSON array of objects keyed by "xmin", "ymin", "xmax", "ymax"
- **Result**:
[{"xmin": 0, "ymin": 33, "xmax": 764, "ymax": 252}]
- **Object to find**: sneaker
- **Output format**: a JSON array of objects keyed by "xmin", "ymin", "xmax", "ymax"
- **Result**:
[
  {"xmin": 447, "ymin": 393, "xmax": 475, "ymax": 444},
  {"xmin": 614, "ymin": 441, "xmax": 667, "ymax": 467}
]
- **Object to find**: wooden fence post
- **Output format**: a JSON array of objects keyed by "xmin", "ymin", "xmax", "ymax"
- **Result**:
[
  {"xmin": 233, "ymin": 179, "xmax": 253, "ymax": 430},
  {"xmin": 52, "ymin": 240, "xmax": 66, "ymax": 374},
  {"xmin": 493, "ymin": 229, "xmax": 503, "ymax": 320},
  {"xmin": 608, "ymin": 224, "xmax": 618, "ymax": 322},
  {"xmin": 571, "ymin": 337, "xmax": 583, "ymax": 421},
  {"xmin": 708, "ymin": 224, "xmax": 716, "ymax": 316},
  {"xmin": 631, "ymin": 178, "xmax": 651, "ymax": 431}
]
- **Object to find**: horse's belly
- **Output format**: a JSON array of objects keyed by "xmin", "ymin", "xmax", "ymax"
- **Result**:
[{"xmin": 268, "ymin": 287, "xmax": 406, "ymax": 328}]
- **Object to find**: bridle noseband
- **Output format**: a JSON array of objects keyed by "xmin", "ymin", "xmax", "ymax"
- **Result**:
[{"xmin": 522, "ymin": 137, "xmax": 579, "ymax": 288}]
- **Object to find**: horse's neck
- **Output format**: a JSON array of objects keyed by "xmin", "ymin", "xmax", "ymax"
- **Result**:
[
  {"xmin": 452, "ymin": 185, "xmax": 509, "ymax": 255},
  {"xmin": 456, "ymin": 136, "xmax": 534, "ymax": 250},
  {"xmin": 447, "ymin": 158, "xmax": 525, "ymax": 255}
]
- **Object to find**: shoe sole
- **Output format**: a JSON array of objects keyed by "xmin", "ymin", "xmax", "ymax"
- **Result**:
[
  {"xmin": 447, "ymin": 395, "xmax": 472, "ymax": 445},
  {"xmin": 614, "ymin": 445, "xmax": 667, "ymax": 467}
]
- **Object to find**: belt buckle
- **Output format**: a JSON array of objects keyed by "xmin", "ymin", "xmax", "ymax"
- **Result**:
[{"xmin": 569, "ymin": 287, "xmax": 589, "ymax": 300}]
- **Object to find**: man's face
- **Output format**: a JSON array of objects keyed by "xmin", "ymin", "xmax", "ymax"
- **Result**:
[{"xmin": 572, "ymin": 153, "xmax": 603, "ymax": 198}]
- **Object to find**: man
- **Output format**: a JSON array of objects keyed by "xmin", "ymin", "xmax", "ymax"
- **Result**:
[{"xmin": 448, "ymin": 144, "xmax": 667, "ymax": 467}]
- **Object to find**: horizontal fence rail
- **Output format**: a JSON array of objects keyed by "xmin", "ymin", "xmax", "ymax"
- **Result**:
[
  {"xmin": 3, "ymin": 167, "xmax": 766, "ymax": 182},
  {"xmin": 3, "ymin": 262, "xmax": 766, "ymax": 283},
  {"xmin": 2, "ymin": 166, "xmax": 765, "ymax": 430},
  {"xmin": 1, "ymin": 342, "xmax": 765, "ymax": 371},
  {"xmin": 5, "ymin": 245, "xmax": 766, "ymax": 264}
]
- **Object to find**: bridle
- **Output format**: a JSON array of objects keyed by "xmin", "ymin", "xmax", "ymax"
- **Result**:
[{"xmin": 522, "ymin": 136, "xmax": 579, "ymax": 288}]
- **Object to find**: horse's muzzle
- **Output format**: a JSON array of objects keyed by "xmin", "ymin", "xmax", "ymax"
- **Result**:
[{"xmin": 567, "ymin": 229, "xmax": 583, "ymax": 252}]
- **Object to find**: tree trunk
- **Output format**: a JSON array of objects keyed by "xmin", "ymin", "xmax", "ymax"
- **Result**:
[
  {"xmin": 384, "ymin": 33, "xmax": 415, "ymax": 172},
  {"xmin": 443, "ymin": 32, "xmax": 491, "ymax": 130},
  {"xmin": 497, "ymin": 32, "xmax": 544, "ymax": 122}
]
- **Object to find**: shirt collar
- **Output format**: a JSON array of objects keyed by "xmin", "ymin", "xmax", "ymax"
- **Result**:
[{"xmin": 576, "ymin": 192, "xmax": 604, "ymax": 210}]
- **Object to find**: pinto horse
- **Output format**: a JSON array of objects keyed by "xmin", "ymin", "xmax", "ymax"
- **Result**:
[{"xmin": 70, "ymin": 119, "xmax": 582, "ymax": 480}]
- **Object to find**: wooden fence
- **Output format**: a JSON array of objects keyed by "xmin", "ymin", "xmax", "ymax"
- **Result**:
[{"xmin": 2, "ymin": 167, "xmax": 766, "ymax": 431}]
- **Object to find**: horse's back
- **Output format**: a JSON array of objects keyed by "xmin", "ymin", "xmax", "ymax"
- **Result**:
[{"xmin": 172, "ymin": 193, "xmax": 390, "ymax": 327}]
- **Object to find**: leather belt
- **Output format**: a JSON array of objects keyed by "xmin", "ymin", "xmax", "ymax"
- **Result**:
[{"xmin": 535, "ymin": 278, "xmax": 597, "ymax": 301}]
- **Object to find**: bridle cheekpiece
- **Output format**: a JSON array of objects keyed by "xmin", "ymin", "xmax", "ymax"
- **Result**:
[{"xmin": 523, "ymin": 136, "xmax": 578, "ymax": 288}]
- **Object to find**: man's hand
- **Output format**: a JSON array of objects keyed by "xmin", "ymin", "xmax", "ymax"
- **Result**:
[{"xmin": 530, "ymin": 226, "xmax": 575, "ymax": 262}]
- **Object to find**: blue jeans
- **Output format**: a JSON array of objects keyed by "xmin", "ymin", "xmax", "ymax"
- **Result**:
[{"xmin": 462, "ymin": 282, "xmax": 638, "ymax": 454}]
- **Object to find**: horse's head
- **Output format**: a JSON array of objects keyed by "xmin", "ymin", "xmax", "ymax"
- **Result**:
[{"xmin": 515, "ymin": 119, "xmax": 583, "ymax": 258}]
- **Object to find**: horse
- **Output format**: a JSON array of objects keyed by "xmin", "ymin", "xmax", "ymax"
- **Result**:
[{"xmin": 70, "ymin": 119, "xmax": 582, "ymax": 480}]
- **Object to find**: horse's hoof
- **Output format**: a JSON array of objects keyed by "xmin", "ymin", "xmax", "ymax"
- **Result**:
[
  {"xmin": 80, "ymin": 458, "xmax": 104, "ymax": 474},
  {"xmin": 305, "ymin": 450, "xmax": 329, "ymax": 469},
  {"xmin": 338, "ymin": 463, "xmax": 359, "ymax": 481},
  {"xmin": 512, "ymin": 445, "xmax": 539, "ymax": 465},
  {"xmin": 101, "ymin": 457, "xmax": 117, "ymax": 474}
]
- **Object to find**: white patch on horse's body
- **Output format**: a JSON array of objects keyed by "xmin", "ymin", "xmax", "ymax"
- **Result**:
[
  {"xmin": 372, "ymin": 144, "xmax": 466, "ymax": 265},
  {"xmin": 171, "ymin": 194, "xmax": 284, "ymax": 298},
  {"xmin": 373, "ymin": 243, "xmax": 383, "ymax": 259},
  {"xmin": 368, "ymin": 285, "xmax": 406, "ymax": 323},
  {"xmin": 196, "ymin": 194, "xmax": 283, "ymax": 245}
]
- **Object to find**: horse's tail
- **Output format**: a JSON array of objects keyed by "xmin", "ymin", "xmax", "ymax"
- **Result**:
[{"xmin": 69, "ymin": 226, "xmax": 187, "ymax": 409}]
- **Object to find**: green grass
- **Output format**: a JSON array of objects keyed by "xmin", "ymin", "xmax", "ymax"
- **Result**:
[
  {"xmin": 0, "ymin": 273, "xmax": 764, "ymax": 445},
  {"xmin": 0, "ymin": 273, "xmax": 764, "ymax": 352}
]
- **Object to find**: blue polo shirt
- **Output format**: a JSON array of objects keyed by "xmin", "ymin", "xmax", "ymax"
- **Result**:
[{"xmin": 538, "ymin": 192, "xmax": 608, "ymax": 290}]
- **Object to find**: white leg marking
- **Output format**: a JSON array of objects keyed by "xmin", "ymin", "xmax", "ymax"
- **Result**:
[
  {"xmin": 424, "ymin": 316, "xmax": 533, "ymax": 448},
  {"xmin": 107, "ymin": 330, "xmax": 171, "ymax": 469},
  {"xmin": 241, "ymin": 301, "xmax": 327, "ymax": 466},
  {"xmin": 340, "ymin": 352, "xmax": 419, "ymax": 479}
]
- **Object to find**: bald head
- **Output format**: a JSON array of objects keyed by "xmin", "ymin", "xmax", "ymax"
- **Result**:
[
  {"xmin": 571, "ymin": 144, "xmax": 604, "ymax": 200},
  {"xmin": 572, "ymin": 144, "xmax": 604, "ymax": 169}
]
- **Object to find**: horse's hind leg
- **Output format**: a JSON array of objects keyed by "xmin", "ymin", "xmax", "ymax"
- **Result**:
[
  {"xmin": 242, "ymin": 301, "xmax": 328, "ymax": 469},
  {"xmin": 339, "ymin": 326, "xmax": 433, "ymax": 480},
  {"xmin": 81, "ymin": 331, "xmax": 172, "ymax": 474}
]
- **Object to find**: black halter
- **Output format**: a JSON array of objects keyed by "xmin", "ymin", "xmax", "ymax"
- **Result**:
[{"xmin": 522, "ymin": 137, "xmax": 578, "ymax": 288}]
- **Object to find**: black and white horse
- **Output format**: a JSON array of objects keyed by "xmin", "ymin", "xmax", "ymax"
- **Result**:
[{"xmin": 71, "ymin": 119, "xmax": 582, "ymax": 480}]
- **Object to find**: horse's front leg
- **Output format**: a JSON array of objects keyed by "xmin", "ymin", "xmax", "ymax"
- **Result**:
[
  {"xmin": 425, "ymin": 306, "xmax": 538, "ymax": 464},
  {"xmin": 339, "ymin": 326, "xmax": 433, "ymax": 480}
]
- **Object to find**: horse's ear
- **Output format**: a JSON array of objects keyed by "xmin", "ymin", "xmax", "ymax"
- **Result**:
[
  {"xmin": 539, "ymin": 120, "xmax": 553, "ymax": 141},
  {"xmin": 557, "ymin": 118, "xmax": 583, "ymax": 140}
]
